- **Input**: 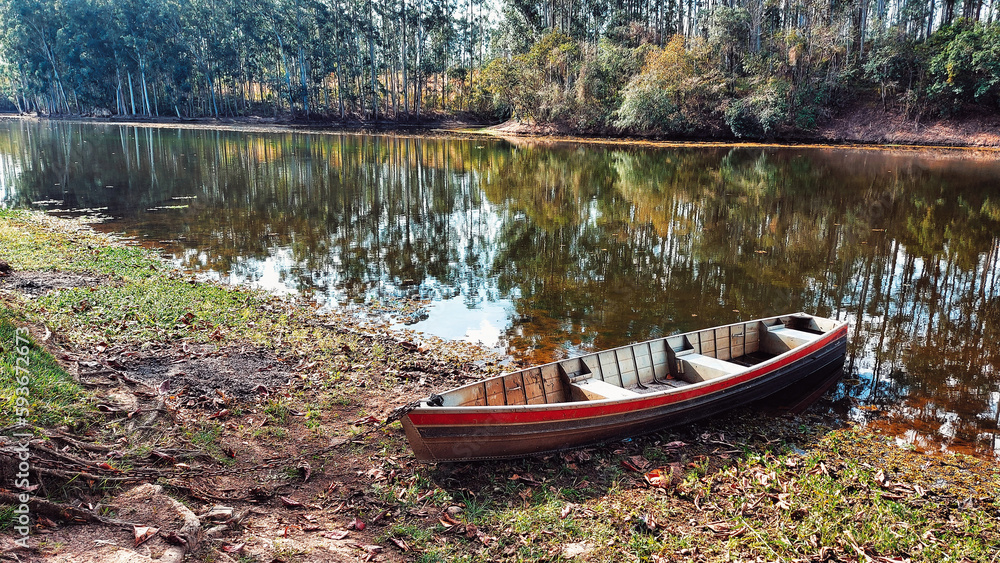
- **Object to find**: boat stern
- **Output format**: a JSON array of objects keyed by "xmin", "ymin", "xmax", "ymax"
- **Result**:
[{"xmin": 400, "ymin": 410, "xmax": 436, "ymax": 462}]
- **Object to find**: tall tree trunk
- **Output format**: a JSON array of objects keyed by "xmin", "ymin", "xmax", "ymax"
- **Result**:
[
  {"xmin": 275, "ymin": 32, "xmax": 296, "ymax": 113},
  {"xmin": 299, "ymin": 46, "xmax": 310, "ymax": 116},
  {"xmin": 368, "ymin": 0, "xmax": 379, "ymax": 119},
  {"xmin": 401, "ymin": 0, "xmax": 409, "ymax": 115},
  {"xmin": 128, "ymin": 70, "xmax": 137, "ymax": 115},
  {"xmin": 116, "ymin": 68, "xmax": 125, "ymax": 115},
  {"xmin": 140, "ymin": 60, "xmax": 152, "ymax": 116},
  {"xmin": 208, "ymin": 71, "xmax": 220, "ymax": 117}
]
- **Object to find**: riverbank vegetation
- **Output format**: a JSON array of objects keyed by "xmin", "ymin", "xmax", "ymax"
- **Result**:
[
  {"xmin": 1, "ymin": 0, "xmax": 999, "ymax": 139},
  {"xmin": 2, "ymin": 211, "xmax": 999, "ymax": 561}
]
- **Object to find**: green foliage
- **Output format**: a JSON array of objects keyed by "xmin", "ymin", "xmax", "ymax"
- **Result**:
[
  {"xmin": 863, "ymin": 29, "xmax": 917, "ymax": 111},
  {"xmin": 925, "ymin": 22, "xmax": 1000, "ymax": 114},
  {"xmin": 616, "ymin": 35, "xmax": 725, "ymax": 134},
  {"xmin": 0, "ymin": 307, "xmax": 89, "ymax": 427},
  {"xmin": 724, "ymin": 79, "xmax": 788, "ymax": 137},
  {"xmin": 3, "ymin": 0, "xmax": 1000, "ymax": 134},
  {"xmin": 484, "ymin": 31, "xmax": 584, "ymax": 122}
]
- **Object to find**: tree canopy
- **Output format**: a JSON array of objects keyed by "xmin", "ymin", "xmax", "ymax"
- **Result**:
[{"xmin": 1, "ymin": 0, "xmax": 998, "ymax": 136}]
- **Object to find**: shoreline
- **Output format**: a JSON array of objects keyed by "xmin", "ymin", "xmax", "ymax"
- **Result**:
[
  {"xmin": 1, "ymin": 210, "xmax": 998, "ymax": 562},
  {"xmin": 4, "ymin": 108, "xmax": 1000, "ymax": 152}
]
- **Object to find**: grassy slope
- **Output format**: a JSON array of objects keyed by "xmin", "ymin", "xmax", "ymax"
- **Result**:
[{"xmin": 1, "ymin": 209, "xmax": 998, "ymax": 562}]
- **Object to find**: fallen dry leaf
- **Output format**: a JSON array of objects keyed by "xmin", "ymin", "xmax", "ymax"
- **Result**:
[
  {"xmin": 279, "ymin": 496, "xmax": 305, "ymax": 508},
  {"xmin": 221, "ymin": 543, "xmax": 244, "ymax": 554},
  {"xmin": 322, "ymin": 530, "xmax": 350, "ymax": 540},
  {"xmin": 439, "ymin": 512, "xmax": 460, "ymax": 526},
  {"xmin": 644, "ymin": 464, "xmax": 684, "ymax": 488},
  {"xmin": 777, "ymin": 493, "xmax": 792, "ymax": 510},
  {"xmin": 389, "ymin": 537, "xmax": 411, "ymax": 551},
  {"xmin": 133, "ymin": 525, "xmax": 159, "ymax": 546},
  {"xmin": 560, "ymin": 503, "xmax": 574, "ymax": 519}
]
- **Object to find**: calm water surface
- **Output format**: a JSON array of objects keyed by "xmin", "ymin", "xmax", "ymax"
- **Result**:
[{"xmin": 2, "ymin": 119, "xmax": 1000, "ymax": 456}]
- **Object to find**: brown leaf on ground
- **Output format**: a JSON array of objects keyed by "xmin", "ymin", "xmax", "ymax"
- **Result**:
[
  {"xmin": 279, "ymin": 496, "xmax": 305, "ymax": 508},
  {"xmin": 560, "ymin": 503, "xmax": 574, "ymax": 519},
  {"xmin": 704, "ymin": 521, "xmax": 746, "ymax": 537},
  {"xmin": 644, "ymin": 463, "xmax": 685, "ymax": 488},
  {"xmin": 222, "ymin": 543, "xmax": 245, "ymax": 554},
  {"xmin": 389, "ymin": 537, "xmax": 411, "ymax": 551},
  {"xmin": 348, "ymin": 517, "xmax": 366, "ymax": 531},
  {"xmin": 133, "ymin": 525, "xmax": 158, "ymax": 546}
]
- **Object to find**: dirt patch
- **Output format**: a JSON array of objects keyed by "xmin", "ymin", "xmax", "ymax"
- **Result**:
[
  {"xmin": 814, "ymin": 102, "xmax": 1000, "ymax": 147},
  {"xmin": 0, "ymin": 270, "xmax": 105, "ymax": 297},
  {"xmin": 7, "ymin": 522, "xmax": 141, "ymax": 563},
  {"xmin": 122, "ymin": 343, "xmax": 296, "ymax": 406},
  {"xmin": 111, "ymin": 484, "xmax": 188, "ymax": 532}
]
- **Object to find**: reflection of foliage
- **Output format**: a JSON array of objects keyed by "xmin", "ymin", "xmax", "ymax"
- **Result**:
[{"xmin": 4, "ymin": 121, "xmax": 1000, "ymax": 454}]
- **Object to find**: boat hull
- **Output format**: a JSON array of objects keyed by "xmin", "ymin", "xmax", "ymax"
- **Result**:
[{"xmin": 403, "ymin": 322, "xmax": 848, "ymax": 462}]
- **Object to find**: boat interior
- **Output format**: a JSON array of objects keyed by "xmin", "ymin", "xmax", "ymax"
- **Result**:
[{"xmin": 435, "ymin": 314, "xmax": 839, "ymax": 407}]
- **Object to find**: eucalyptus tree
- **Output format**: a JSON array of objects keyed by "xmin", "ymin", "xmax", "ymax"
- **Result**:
[{"xmin": 0, "ymin": 0, "xmax": 73, "ymax": 113}]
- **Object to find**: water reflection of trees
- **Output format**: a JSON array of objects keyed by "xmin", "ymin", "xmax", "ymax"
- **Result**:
[
  {"xmin": 483, "ymin": 143, "xmax": 1000, "ymax": 455},
  {"xmin": 0, "ymin": 121, "xmax": 505, "ymax": 305},
  {"xmin": 2, "ymin": 121, "xmax": 1000, "ymax": 455}
]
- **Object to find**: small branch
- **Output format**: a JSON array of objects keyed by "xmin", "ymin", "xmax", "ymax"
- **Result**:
[{"xmin": 0, "ymin": 492, "xmax": 139, "ymax": 529}]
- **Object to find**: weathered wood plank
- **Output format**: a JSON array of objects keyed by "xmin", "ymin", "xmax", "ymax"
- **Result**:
[
  {"xmin": 504, "ymin": 373, "xmax": 527, "ymax": 405},
  {"xmin": 523, "ymin": 368, "xmax": 546, "ymax": 404}
]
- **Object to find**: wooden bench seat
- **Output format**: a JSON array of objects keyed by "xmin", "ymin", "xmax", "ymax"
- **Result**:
[
  {"xmin": 762, "ymin": 326, "xmax": 823, "ymax": 354},
  {"xmin": 573, "ymin": 378, "xmax": 641, "ymax": 400},
  {"xmin": 769, "ymin": 326, "xmax": 822, "ymax": 344},
  {"xmin": 680, "ymin": 353, "xmax": 744, "ymax": 382}
]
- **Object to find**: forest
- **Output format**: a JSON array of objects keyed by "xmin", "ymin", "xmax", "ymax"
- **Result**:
[{"xmin": 1, "ymin": 0, "xmax": 999, "ymax": 138}]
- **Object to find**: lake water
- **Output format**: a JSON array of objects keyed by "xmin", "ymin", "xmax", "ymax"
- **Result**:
[{"xmin": 2, "ymin": 118, "xmax": 1000, "ymax": 457}]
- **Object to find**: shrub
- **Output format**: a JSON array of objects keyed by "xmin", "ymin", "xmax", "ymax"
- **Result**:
[{"xmin": 615, "ymin": 35, "xmax": 725, "ymax": 134}]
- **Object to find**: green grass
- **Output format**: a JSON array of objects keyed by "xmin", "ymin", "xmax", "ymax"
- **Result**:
[
  {"xmin": 37, "ymin": 279, "xmax": 268, "ymax": 344},
  {"xmin": 263, "ymin": 398, "xmax": 291, "ymax": 424},
  {"xmin": 410, "ymin": 428, "xmax": 1000, "ymax": 562},
  {"xmin": 0, "ymin": 210, "xmax": 305, "ymax": 351},
  {"xmin": 0, "ymin": 209, "xmax": 162, "ymax": 277},
  {"xmin": 0, "ymin": 306, "xmax": 89, "ymax": 427},
  {"xmin": 0, "ymin": 504, "xmax": 15, "ymax": 531}
]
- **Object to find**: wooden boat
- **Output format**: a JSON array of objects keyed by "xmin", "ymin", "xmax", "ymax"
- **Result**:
[{"xmin": 401, "ymin": 313, "xmax": 848, "ymax": 462}]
